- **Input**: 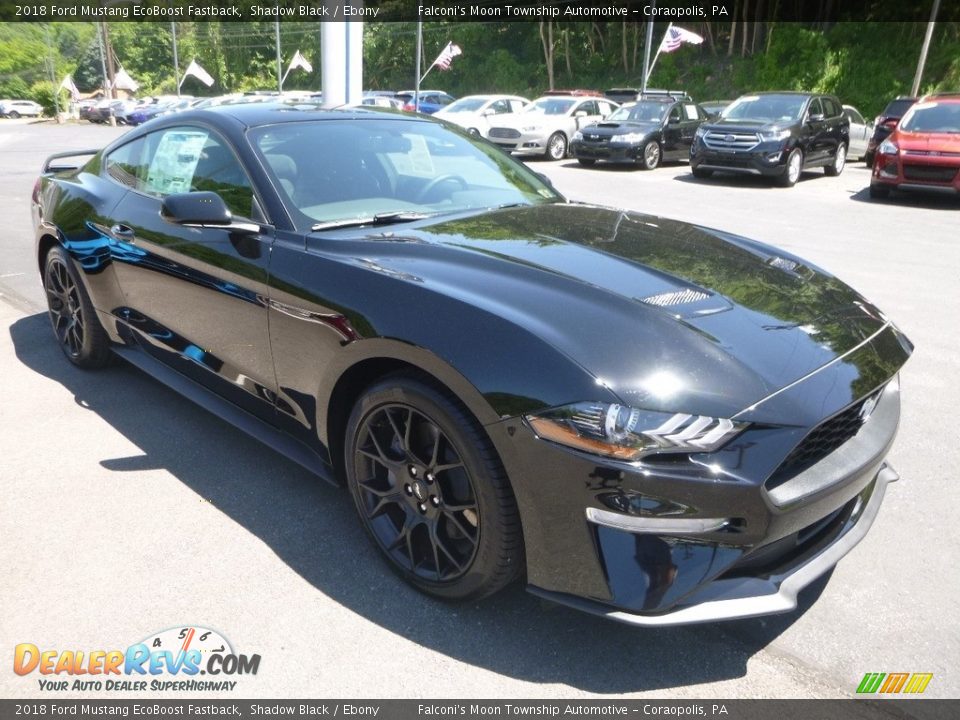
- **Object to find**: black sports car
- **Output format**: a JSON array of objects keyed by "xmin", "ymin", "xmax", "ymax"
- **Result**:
[
  {"xmin": 32, "ymin": 102, "xmax": 912, "ymax": 625},
  {"xmin": 570, "ymin": 97, "xmax": 709, "ymax": 169}
]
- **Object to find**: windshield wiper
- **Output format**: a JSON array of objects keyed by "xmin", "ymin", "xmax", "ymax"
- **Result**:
[{"xmin": 311, "ymin": 211, "xmax": 435, "ymax": 232}]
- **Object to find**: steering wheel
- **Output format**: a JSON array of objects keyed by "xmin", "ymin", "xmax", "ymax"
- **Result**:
[{"xmin": 415, "ymin": 174, "xmax": 468, "ymax": 203}]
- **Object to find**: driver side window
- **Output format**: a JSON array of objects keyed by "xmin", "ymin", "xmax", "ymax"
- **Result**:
[{"xmin": 139, "ymin": 127, "xmax": 255, "ymax": 218}]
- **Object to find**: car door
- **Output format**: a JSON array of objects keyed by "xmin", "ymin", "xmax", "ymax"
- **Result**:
[
  {"xmin": 802, "ymin": 97, "xmax": 828, "ymax": 164},
  {"xmin": 103, "ymin": 124, "xmax": 279, "ymax": 421},
  {"xmin": 823, "ymin": 97, "xmax": 848, "ymax": 160},
  {"xmin": 661, "ymin": 103, "xmax": 685, "ymax": 158},
  {"xmin": 843, "ymin": 106, "xmax": 868, "ymax": 158}
]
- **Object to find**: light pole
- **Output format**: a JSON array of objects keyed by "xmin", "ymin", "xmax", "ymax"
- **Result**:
[{"xmin": 911, "ymin": 0, "xmax": 941, "ymax": 97}]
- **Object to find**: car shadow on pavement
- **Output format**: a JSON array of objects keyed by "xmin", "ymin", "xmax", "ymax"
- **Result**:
[
  {"xmin": 671, "ymin": 172, "xmax": 822, "ymax": 188},
  {"xmin": 11, "ymin": 312, "xmax": 828, "ymax": 694},
  {"xmin": 848, "ymin": 185, "xmax": 960, "ymax": 210}
]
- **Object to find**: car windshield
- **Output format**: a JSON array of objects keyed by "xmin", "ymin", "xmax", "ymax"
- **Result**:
[
  {"xmin": 722, "ymin": 94, "xmax": 807, "ymax": 123},
  {"xmin": 608, "ymin": 101, "xmax": 668, "ymax": 123},
  {"xmin": 525, "ymin": 98, "xmax": 576, "ymax": 115},
  {"xmin": 443, "ymin": 98, "xmax": 487, "ymax": 113},
  {"xmin": 250, "ymin": 117, "xmax": 563, "ymax": 229},
  {"xmin": 883, "ymin": 99, "xmax": 916, "ymax": 118},
  {"xmin": 899, "ymin": 102, "xmax": 960, "ymax": 133}
]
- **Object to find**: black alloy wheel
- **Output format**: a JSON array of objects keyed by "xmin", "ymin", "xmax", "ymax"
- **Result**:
[
  {"xmin": 345, "ymin": 375, "xmax": 523, "ymax": 601},
  {"xmin": 43, "ymin": 246, "xmax": 111, "ymax": 368}
]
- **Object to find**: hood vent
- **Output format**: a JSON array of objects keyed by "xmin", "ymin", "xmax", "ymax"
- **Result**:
[{"xmin": 641, "ymin": 288, "xmax": 711, "ymax": 307}]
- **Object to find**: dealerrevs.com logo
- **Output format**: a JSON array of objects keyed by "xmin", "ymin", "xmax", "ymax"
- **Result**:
[{"xmin": 14, "ymin": 626, "xmax": 260, "ymax": 692}]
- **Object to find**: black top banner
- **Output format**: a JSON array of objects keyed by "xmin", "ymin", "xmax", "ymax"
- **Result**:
[{"xmin": 1, "ymin": 0, "xmax": 955, "ymax": 24}]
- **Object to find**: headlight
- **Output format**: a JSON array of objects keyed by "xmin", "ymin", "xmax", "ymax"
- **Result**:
[
  {"xmin": 759, "ymin": 128, "xmax": 791, "ymax": 142},
  {"xmin": 525, "ymin": 402, "xmax": 747, "ymax": 462},
  {"xmin": 572, "ymin": 130, "xmax": 583, "ymax": 141},
  {"xmin": 614, "ymin": 132, "xmax": 649, "ymax": 144},
  {"xmin": 695, "ymin": 126, "xmax": 707, "ymax": 138},
  {"xmin": 879, "ymin": 138, "xmax": 899, "ymax": 155}
]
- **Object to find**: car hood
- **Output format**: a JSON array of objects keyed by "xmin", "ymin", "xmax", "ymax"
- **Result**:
[
  {"xmin": 494, "ymin": 114, "xmax": 568, "ymax": 130},
  {"xmin": 583, "ymin": 121, "xmax": 659, "ymax": 137},
  {"xmin": 893, "ymin": 129, "xmax": 960, "ymax": 153},
  {"xmin": 701, "ymin": 117, "xmax": 792, "ymax": 134},
  {"xmin": 349, "ymin": 204, "xmax": 901, "ymax": 419}
]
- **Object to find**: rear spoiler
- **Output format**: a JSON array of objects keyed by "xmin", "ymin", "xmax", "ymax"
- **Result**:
[{"xmin": 42, "ymin": 149, "xmax": 100, "ymax": 174}]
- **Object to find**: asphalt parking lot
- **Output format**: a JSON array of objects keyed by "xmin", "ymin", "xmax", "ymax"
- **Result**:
[{"xmin": 1, "ymin": 119, "xmax": 958, "ymax": 701}]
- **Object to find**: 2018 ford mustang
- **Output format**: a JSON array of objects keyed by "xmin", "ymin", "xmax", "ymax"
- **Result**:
[{"xmin": 32, "ymin": 102, "xmax": 912, "ymax": 625}]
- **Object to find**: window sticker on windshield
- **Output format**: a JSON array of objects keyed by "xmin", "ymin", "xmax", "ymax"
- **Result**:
[{"xmin": 145, "ymin": 130, "xmax": 208, "ymax": 195}]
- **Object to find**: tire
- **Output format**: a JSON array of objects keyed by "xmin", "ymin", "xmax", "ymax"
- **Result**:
[
  {"xmin": 43, "ymin": 246, "xmax": 112, "ymax": 368},
  {"xmin": 824, "ymin": 143, "xmax": 847, "ymax": 176},
  {"xmin": 345, "ymin": 373, "xmax": 523, "ymax": 602},
  {"xmin": 639, "ymin": 141, "xmax": 661, "ymax": 170},
  {"xmin": 9, "ymin": 111, "xmax": 20, "ymax": 119},
  {"xmin": 467, "ymin": 127, "xmax": 480, "ymax": 136},
  {"xmin": 577, "ymin": 158, "xmax": 596, "ymax": 167},
  {"xmin": 869, "ymin": 182, "xmax": 891, "ymax": 199},
  {"xmin": 776, "ymin": 148, "xmax": 803, "ymax": 187},
  {"xmin": 691, "ymin": 166, "xmax": 713, "ymax": 179},
  {"xmin": 864, "ymin": 151, "xmax": 874, "ymax": 167},
  {"xmin": 545, "ymin": 132, "xmax": 567, "ymax": 161}
]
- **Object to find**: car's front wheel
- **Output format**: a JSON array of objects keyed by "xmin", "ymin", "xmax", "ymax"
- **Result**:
[
  {"xmin": 9, "ymin": 111, "xmax": 20, "ymax": 119},
  {"xmin": 824, "ymin": 143, "xmax": 847, "ymax": 176},
  {"xmin": 43, "ymin": 246, "xmax": 112, "ymax": 368},
  {"xmin": 345, "ymin": 374, "xmax": 523, "ymax": 601},
  {"xmin": 639, "ymin": 141, "xmax": 661, "ymax": 170},
  {"xmin": 777, "ymin": 149, "xmax": 803, "ymax": 187},
  {"xmin": 546, "ymin": 132, "xmax": 567, "ymax": 160}
]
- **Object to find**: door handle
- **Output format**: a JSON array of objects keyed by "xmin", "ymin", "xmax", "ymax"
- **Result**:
[{"xmin": 110, "ymin": 224, "xmax": 135, "ymax": 240}]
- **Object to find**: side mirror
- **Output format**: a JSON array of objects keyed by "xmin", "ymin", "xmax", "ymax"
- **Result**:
[
  {"xmin": 668, "ymin": 115, "xmax": 681, "ymax": 124},
  {"xmin": 808, "ymin": 113, "xmax": 825, "ymax": 123},
  {"xmin": 481, "ymin": 109, "xmax": 495, "ymax": 116},
  {"xmin": 161, "ymin": 192, "xmax": 258, "ymax": 235},
  {"xmin": 574, "ymin": 110, "xmax": 588, "ymax": 118}
]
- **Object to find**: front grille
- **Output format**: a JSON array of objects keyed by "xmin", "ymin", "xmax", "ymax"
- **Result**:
[
  {"xmin": 489, "ymin": 127, "xmax": 520, "ymax": 139},
  {"xmin": 703, "ymin": 130, "xmax": 761, "ymax": 151},
  {"xmin": 582, "ymin": 133, "xmax": 607, "ymax": 143},
  {"xmin": 902, "ymin": 164, "xmax": 958, "ymax": 182},
  {"xmin": 766, "ymin": 391, "xmax": 880, "ymax": 490}
]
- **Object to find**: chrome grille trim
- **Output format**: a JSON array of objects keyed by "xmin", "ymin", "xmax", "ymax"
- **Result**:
[
  {"xmin": 703, "ymin": 130, "xmax": 761, "ymax": 152},
  {"xmin": 489, "ymin": 127, "xmax": 520, "ymax": 139}
]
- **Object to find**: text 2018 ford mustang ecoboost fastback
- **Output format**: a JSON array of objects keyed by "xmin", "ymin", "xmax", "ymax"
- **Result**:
[{"xmin": 32, "ymin": 102, "xmax": 911, "ymax": 625}]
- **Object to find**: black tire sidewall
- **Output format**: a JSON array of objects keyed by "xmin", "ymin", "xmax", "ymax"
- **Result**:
[
  {"xmin": 44, "ymin": 246, "xmax": 111, "ymax": 368},
  {"xmin": 344, "ymin": 376, "xmax": 521, "ymax": 602}
]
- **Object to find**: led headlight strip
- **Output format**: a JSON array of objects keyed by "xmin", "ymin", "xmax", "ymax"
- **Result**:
[{"xmin": 526, "ymin": 402, "xmax": 746, "ymax": 461}]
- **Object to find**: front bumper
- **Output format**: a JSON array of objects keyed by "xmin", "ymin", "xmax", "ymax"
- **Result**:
[
  {"xmin": 690, "ymin": 140, "xmax": 790, "ymax": 177},
  {"xmin": 872, "ymin": 152, "xmax": 960, "ymax": 193},
  {"xmin": 570, "ymin": 139, "xmax": 642, "ymax": 163},
  {"xmin": 531, "ymin": 464, "xmax": 897, "ymax": 626},
  {"xmin": 489, "ymin": 129, "xmax": 551, "ymax": 156}
]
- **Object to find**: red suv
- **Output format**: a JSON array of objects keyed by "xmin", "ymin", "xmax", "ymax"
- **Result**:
[{"xmin": 870, "ymin": 94, "xmax": 960, "ymax": 199}]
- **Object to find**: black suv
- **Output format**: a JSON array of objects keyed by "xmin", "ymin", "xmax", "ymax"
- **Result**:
[
  {"xmin": 571, "ymin": 93, "xmax": 709, "ymax": 170},
  {"xmin": 689, "ymin": 91, "xmax": 850, "ymax": 187}
]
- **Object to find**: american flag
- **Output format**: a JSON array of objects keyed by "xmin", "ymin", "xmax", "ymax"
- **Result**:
[
  {"xmin": 659, "ymin": 26, "xmax": 705, "ymax": 53},
  {"xmin": 432, "ymin": 42, "xmax": 463, "ymax": 71}
]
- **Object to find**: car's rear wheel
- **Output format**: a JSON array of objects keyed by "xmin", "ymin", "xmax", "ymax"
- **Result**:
[
  {"xmin": 546, "ymin": 132, "xmax": 567, "ymax": 160},
  {"xmin": 825, "ymin": 143, "xmax": 847, "ymax": 176},
  {"xmin": 869, "ymin": 182, "xmax": 891, "ymax": 199},
  {"xmin": 640, "ymin": 141, "xmax": 661, "ymax": 170},
  {"xmin": 43, "ymin": 246, "xmax": 112, "ymax": 368},
  {"xmin": 777, "ymin": 149, "xmax": 803, "ymax": 187},
  {"xmin": 345, "ymin": 374, "xmax": 523, "ymax": 601},
  {"xmin": 691, "ymin": 166, "xmax": 713, "ymax": 179},
  {"xmin": 577, "ymin": 158, "xmax": 596, "ymax": 167}
]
